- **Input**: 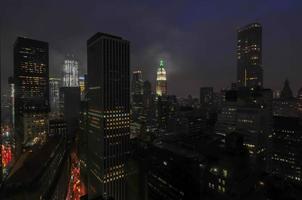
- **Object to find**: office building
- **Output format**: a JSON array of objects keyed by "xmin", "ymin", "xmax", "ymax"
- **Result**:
[
  {"xmin": 87, "ymin": 33, "xmax": 130, "ymax": 200},
  {"xmin": 215, "ymin": 90, "xmax": 238, "ymax": 139},
  {"xmin": 269, "ymin": 116, "xmax": 302, "ymax": 184},
  {"xmin": 237, "ymin": 23, "xmax": 262, "ymax": 89},
  {"xmin": 14, "ymin": 37, "xmax": 49, "ymax": 146}
]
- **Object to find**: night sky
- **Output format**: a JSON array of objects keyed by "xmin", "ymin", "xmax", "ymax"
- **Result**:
[{"xmin": 1, "ymin": 0, "xmax": 302, "ymax": 97}]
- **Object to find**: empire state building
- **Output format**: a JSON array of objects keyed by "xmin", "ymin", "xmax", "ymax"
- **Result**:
[{"xmin": 156, "ymin": 60, "xmax": 167, "ymax": 96}]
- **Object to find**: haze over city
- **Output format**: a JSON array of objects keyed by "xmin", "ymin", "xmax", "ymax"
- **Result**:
[
  {"xmin": 1, "ymin": 0, "xmax": 302, "ymax": 96},
  {"xmin": 1, "ymin": 1, "xmax": 302, "ymax": 200}
]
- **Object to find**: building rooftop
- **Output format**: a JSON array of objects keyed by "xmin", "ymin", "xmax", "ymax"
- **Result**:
[{"xmin": 87, "ymin": 32, "xmax": 124, "ymax": 45}]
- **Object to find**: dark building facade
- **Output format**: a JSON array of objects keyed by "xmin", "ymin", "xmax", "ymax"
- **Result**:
[
  {"xmin": 87, "ymin": 33, "xmax": 130, "ymax": 200},
  {"xmin": 269, "ymin": 116, "xmax": 302, "ymax": 184},
  {"xmin": 200, "ymin": 87, "xmax": 214, "ymax": 107},
  {"xmin": 237, "ymin": 23, "xmax": 262, "ymax": 89},
  {"xmin": 147, "ymin": 141, "xmax": 204, "ymax": 200},
  {"xmin": 59, "ymin": 86, "xmax": 81, "ymax": 138},
  {"xmin": 131, "ymin": 71, "xmax": 144, "ymax": 138},
  {"xmin": 14, "ymin": 37, "xmax": 49, "ymax": 146},
  {"xmin": 131, "ymin": 70, "xmax": 143, "ymax": 96}
]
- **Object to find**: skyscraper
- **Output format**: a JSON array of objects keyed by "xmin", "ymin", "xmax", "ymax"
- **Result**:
[
  {"xmin": 156, "ymin": 60, "xmax": 167, "ymax": 96},
  {"xmin": 131, "ymin": 70, "xmax": 144, "ymax": 138},
  {"xmin": 87, "ymin": 33, "xmax": 130, "ymax": 200},
  {"xmin": 131, "ymin": 70, "xmax": 143, "ymax": 95},
  {"xmin": 62, "ymin": 55, "xmax": 79, "ymax": 87},
  {"xmin": 237, "ymin": 23, "xmax": 262, "ymax": 89},
  {"xmin": 61, "ymin": 56, "xmax": 81, "ymax": 137},
  {"xmin": 14, "ymin": 37, "xmax": 49, "ymax": 146}
]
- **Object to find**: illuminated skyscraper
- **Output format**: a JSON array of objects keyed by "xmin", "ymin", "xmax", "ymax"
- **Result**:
[
  {"xmin": 14, "ymin": 37, "xmax": 49, "ymax": 146},
  {"xmin": 87, "ymin": 33, "xmax": 130, "ymax": 200},
  {"xmin": 156, "ymin": 60, "xmax": 167, "ymax": 96},
  {"xmin": 237, "ymin": 23, "xmax": 262, "ymax": 89},
  {"xmin": 62, "ymin": 55, "xmax": 79, "ymax": 87}
]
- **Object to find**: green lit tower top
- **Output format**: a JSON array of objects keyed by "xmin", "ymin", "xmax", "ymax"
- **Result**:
[{"xmin": 156, "ymin": 59, "xmax": 167, "ymax": 96}]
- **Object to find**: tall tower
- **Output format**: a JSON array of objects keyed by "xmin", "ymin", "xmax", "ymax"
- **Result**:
[
  {"xmin": 14, "ymin": 37, "xmax": 49, "ymax": 146},
  {"xmin": 87, "ymin": 33, "xmax": 130, "ymax": 200},
  {"xmin": 131, "ymin": 70, "xmax": 143, "ymax": 95},
  {"xmin": 62, "ymin": 55, "xmax": 79, "ymax": 87},
  {"xmin": 237, "ymin": 23, "xmax": 262, "ymax": 89},
  {"xmin": 156, "ymin": 60, "xmax": 167, "ymax": 96}
]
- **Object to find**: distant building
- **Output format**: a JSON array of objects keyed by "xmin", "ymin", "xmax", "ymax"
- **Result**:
[
  {"xmin": 132, "ymin": 70, "xmax": 143, "ymax": 95},
  {"xmin": 14, "ymin": 37, "xmax": 50, "ymax": 146},
  {"xmin": 200, "ymin": 87, "xmax": 214, "ymax": 107},
  {"xmin": 172, "ymin": 106, "xmax": 206, "ymax": 134},
  {"xmin": 62, "ymin": 55, "xmax": 79, "ymax": 87},
  {"xmin": 87, "ymin": 32, "xmax": 130, "ymax": 200},
  {"xmin": 273, "ymin": 80, "xmax": 299, "ymax": 117},
  {"xmin": 215, "ymin": 90, "xmax": 238, "ymax": 138},
  {"xmin": 131, "ymin": 70, "xmax": 144, "ymax": 136},
  {"xmin": 237, "ymin": 23, "xmax": 262, "ymax": 89},
  {"xmin": 141, "ymin": 81, "xmax": 157, "ymax": 135},
  {"xmin": 156, "ymin": 60, "xmax": 167, "ymax": 96},
  {"xmin": 49, "ymin": 77, "xmax": 61, "ymax": 114},
  {"xmin": 156, "ymin": 95, "xmax": 178, "ymax": 132}
]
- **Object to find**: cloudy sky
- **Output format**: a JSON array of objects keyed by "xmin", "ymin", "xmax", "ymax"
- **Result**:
[{"xmin": 1, "ymin": 0, "xmax": 302, "ymax": 97}]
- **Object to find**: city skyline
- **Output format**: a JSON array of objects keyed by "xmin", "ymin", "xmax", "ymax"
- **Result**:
[
  {"xmin": 1, "ymin": 0, "xmax": 302, "ymax": 97},
  {"xmin": 1, "ymin": 2, "xmax": 302, "ymax": 200}
]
